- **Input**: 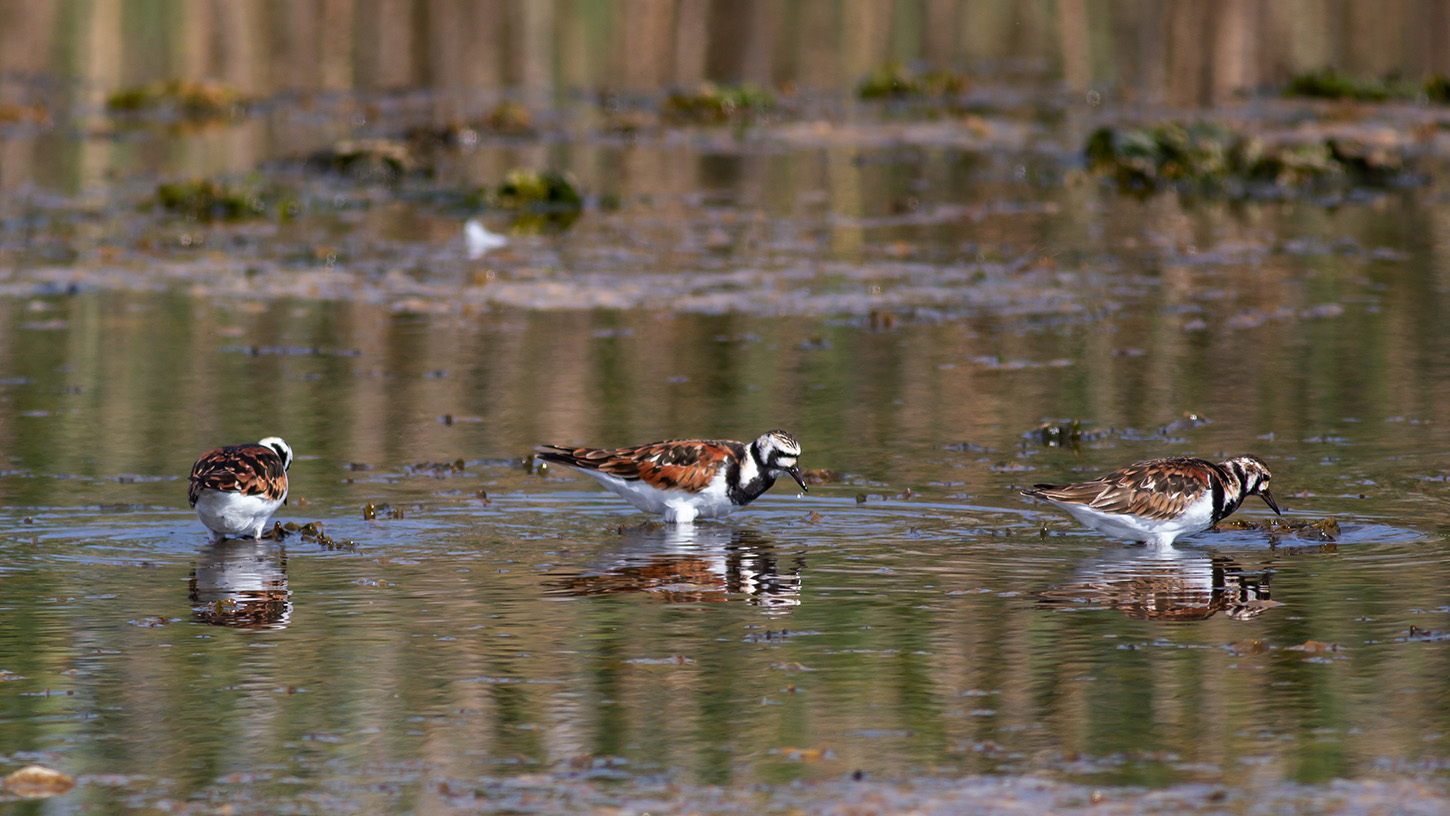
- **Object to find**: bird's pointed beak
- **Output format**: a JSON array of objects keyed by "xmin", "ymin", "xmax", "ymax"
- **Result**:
[
  {"xmin": 787, "ymin": 466, "xmax": 808, "ymax": 492},
  {"xmin": 1260, "ymin": 487, "xmax": 1281, "ymax": 516}
]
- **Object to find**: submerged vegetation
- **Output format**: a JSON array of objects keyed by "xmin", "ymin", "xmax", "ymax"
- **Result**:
[
  {"xmin": 106, "ymin": 79, "xmax": 250, "ymax": 119},
  {"xmin": 306, "ymin": 139, "xmax": 422, "ymax": 182},
  {"xmin": 1218, "ymin": 516, "xmax": 1342, "ymax": 543},
  {"xmin": 662, "ymin": 82, "xmax": 774, "ymax": 123},
  {"xmin": 1084, "ymin": 121, "xmax": 1407, "ymax": 193},
  {"xmin": 484, "ymin": 169, "xmax": 584, "ymax": 231},
  {"xmin": 481, "ymin": 100, "xmax": 535, "ymax": 134},
  {"xmin": 858, "ymin": 60, "xmax": 969, "ymax": 99},
  {"xmin": 154, "ymin": 178, "xmax": 294, "ymax": 222},
  {"xmin": 1285, "ymin": 67, "xmax": 1450, "ymax": 103},
  {"xmin": 408, "ymin": 102, "xmax": 538, "ymax": 146},
  {"xmin": 1032, "ymin": 420, "xmax": 1094, "ymax": 451},
  {"xmin": 151, "ymin": 160, "xmax": 583, "ymax": 233},
  {"xmin": 489, "ymin": 169, "xmax": 581, "ymax": 212}
]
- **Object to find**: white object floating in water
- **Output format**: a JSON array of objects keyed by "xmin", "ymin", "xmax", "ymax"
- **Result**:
[{"xmin": 464, "ymin": 219, "xmax": 508, "ymax": 259}]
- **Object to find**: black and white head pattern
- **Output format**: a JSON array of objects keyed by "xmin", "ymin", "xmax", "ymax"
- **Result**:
[
  {"xmin": 258, "ymin": 436, "xmax": 294, "ymax": 471},
  {"xmin": 752, "ymin": 430, "xmax": 807, "ymax": 492},
  {"xmin": 1218, "ymin": 454, "xmax": 1279, "ymax": 516}
]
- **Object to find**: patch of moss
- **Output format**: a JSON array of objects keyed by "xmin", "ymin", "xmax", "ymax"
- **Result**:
[
  {"xmin": 1085, "ymin": 122, "xmax": 1236, "ymax": 189},
  {"xmin": 858, "ymin": 61, "xmax": 968, "ymax": 100},
  {"xmin": 491, "ymin": 169, "xmax": 582, "ymax": 211},
  {"xmin": 1236, "ymin": 138, "xmax": 1340, "ymax": 185},
  {"xmin": 601, "ymin": 110, "xmax": 656, "ymax": 135},
  {"xmin": 409, "ymin": 103, "xmax": 537, "ymax": 148},
  {"xmin": 155, "ymin": 179, "xmax": 291, "ymax": 222},
  {"xmin": 1084, "ymin": 122, "xmax": 1405, "ymax": 193},
  {"xmin": 306, "ymin": 139, "xmax": 421, "ymax": 182},
  {"xmin": 1424, "ymin": 75, "xmax": 1450, "ymax": 103},
  {"xmin": 663, "ymin": 82, "xmax": 773, "ymax": 124},
  {"xmin": 106, "ymin": 79, "xmax": 249, "ymax": 119},
  {"xmin": 1285, "ymin": 68, "xmax": 1400, "ymax": 101},
  {"xmin": 1285, "ymin": 68, "xmax": 1450, "ymax": 103},
  {"xmin": 483, "ymin": 101, "xmax": 534, "ymax": 134},
  {"xmin": 482, "ymin": 169, "xmax": 584, "ymax": 232}
]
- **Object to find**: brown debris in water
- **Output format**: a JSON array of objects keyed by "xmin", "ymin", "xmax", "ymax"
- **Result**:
[
  {"xmin": 407, "ymin": 459, "xmax": 468, "ymax": 477},
  {"xmin": 107, "ymin": 79, "xmax": 249, "ymax": 119},
  {"xmin": 363, "ymin": 502, "xmax": 405, "ymax": 521},
  {"xmin": 276, "ymin": 520, "xmax": 357, "ymax": 551},
  {"xmin": 1288, "ymin": 639, "xmax": 1343, "ymax": 654},
  {"xmin": 1226, "ymin": 639, "xmax": 1269, "ymax": 656},
  {"xmin": 483, "ymin": 101, "xmax": 535, "ymax": 134},
  {"xmin": 1029, "ymin": 419, "xmax": 1104, "ymax": 451},
  {"xmin": 0, "ymin": 104, "xmax": 49, "ymax": 126},
  {"xmin": 307, "ymin": 139, "xmax": 421, "ymax": 181},
  {"xmin": 801, "ymin": 468, "xmax": 840, "ymax": 485},
  {"xmin": 3, "ymin": 765, "xmax": 75, "ymax": 799},
  {"xmin": 408, "ymin": 103, "xmax": 537, "ymax": 146},
  {"xmin": 769, "ymin": 745, "xmax": 834, "ymax": 762},
  {"xmin": 1218, "ymin": 516, "xmax": 1340, "ymax": 541}
]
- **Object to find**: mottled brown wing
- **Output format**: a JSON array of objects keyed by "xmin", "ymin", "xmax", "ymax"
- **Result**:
[
  {"xmin": 536, "ymin": 439, "xmax": 737, "ymax": 493},
  {"xmin": 188, "ymin": 444, "xmax": 289, "ymax": 507},
  {"xmin": 1027, "ymin": 457, "xmax": 1216, "ymax": 522}
]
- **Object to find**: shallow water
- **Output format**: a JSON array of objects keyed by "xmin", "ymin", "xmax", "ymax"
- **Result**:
[
  {"xmin": 4, "ymin": 284, "xmax": 1450, "ymax": 812},
  {"xmin": 7, "ymin": 2, "xmax": 1450, "ymax": 813}
]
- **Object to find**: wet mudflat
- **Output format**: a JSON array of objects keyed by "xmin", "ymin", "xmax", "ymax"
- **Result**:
[{"xmin": 9, "ymin": 4, "xmax": 1450, "ymax": 814}]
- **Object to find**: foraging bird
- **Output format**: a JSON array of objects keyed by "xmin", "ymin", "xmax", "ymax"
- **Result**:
[
  {"xmin": 188, "ymin": 437, "xmax": 292, "ymax": 542},
  {"xmin": 1022, "ymin": 455, "xmax": 1279, "ymax": 547},
  {"xmin": 535, "ymin": 430, "xmax": 807, "ymax": 523}
]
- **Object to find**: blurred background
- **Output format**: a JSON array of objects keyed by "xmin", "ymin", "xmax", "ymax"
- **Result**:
[{"xmin": 5, "ymin": 0, "xmax": 1450, "ymax": 107}]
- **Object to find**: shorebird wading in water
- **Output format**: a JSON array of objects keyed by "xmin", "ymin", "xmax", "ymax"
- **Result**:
[
  {"xmin": 1022, "ymin": 455, "xmax": 1279, "ymax": 547},
  {"xmin": 188, "ymin": 437, "xmax": 292, "ymax": 542},
  {"xmin": 535, "ymin": 430, "xmax": 807, "ymax": 523}
]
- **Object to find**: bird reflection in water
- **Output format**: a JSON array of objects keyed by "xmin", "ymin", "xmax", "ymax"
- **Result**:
[
  {"xmin": 547, "ymin": 524, "xmax": 803, "ymax": 615},
  {"xmin": 189, "ymin": 539, "xmax": 291, "ymax": 629},
  {"xmin": 1036, "ymin": 548, "xmax": 1278, "ymax": 622}
]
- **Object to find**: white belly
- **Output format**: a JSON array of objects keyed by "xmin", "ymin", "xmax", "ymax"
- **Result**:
[
  {"xmin": 573, "ymin": 467, "xmax": 738, "ymax": 523},
  {"xmin": 194, "ymin": 490, "xmax": 285, "ymax": 541},
  {"xmin": 1056, "ymin": 491, "xmax": 1217, "ymax": 547}
]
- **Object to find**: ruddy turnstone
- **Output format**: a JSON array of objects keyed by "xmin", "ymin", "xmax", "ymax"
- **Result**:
[
  {"xmin": 1022, "ymin": 454, "xmax": 1279, "ymax": 547},
  {"xmin": 188, "ymin": 437, "xmax": 292, "ymax": 542},
  {"xmin": 535, "ymin": 430, "xmax": 807, "ymax": 523}
]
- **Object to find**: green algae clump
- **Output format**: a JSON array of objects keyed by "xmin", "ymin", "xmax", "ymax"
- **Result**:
[
  {"xmin": 1084, "ymin": 122, "xmax": 1405, "ymax": 193},
  {"xmin": 107, "ymin": 79, "xmax": 249, "ymax": 119},
  {"xmin": 858, "ymin": 61, "xmax": 968, "ymax": 100},
  {"xmin": 491, "ymin": 169, "xmax": 582, "ymax": 212},
  {"xmin": 663, "ymin": 82, "xmax": 774, "ymax": 124},
  {"xmin": 1285, "ymin": 67, "xmax": 1450, "ymax": 103},
  {"xmin": 155, "ymin": 179, "xmax": 285, "ymax": 222}
]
